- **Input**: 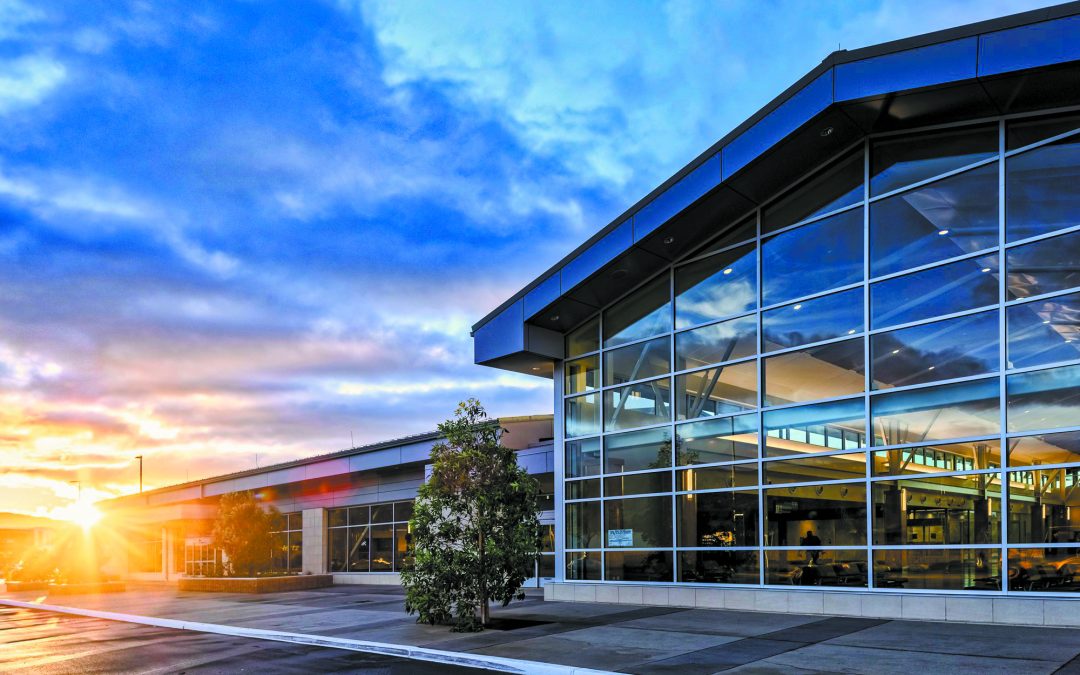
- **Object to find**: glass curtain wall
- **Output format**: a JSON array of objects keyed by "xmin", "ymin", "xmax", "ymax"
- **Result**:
[
  {"xmin": 327, "ymin": 501, "xmax": 413, "ymax": 573},
  {"xmin": 562, "ymin": 110, "xmax": 1080, "ymax": 594},
  {"xmin": 270, "ymin": 512, "xmax": 303, "ymax": 573}
]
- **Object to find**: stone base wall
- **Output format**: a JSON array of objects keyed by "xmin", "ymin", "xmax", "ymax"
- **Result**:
[
  {"xmin": 331, "ymin": 572, "xmax": 401, "ymax": 586},
  {"xmin": 179, "ymin": 574, "xmax": 333, "ymax": 593},
  {"xmin": 543, "ymin": 582, "xmax": 1080, "ymax": 628}
]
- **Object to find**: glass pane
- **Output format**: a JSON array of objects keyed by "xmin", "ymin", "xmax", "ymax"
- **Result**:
[
  {"xmin": 603, "ymin": 276, "xmax": 671, "ymax": 348},
  {"xmin": 604, "ymin": 337, "xmax": 669, "ymax": 386},
  {"xmin": 871, "ymin": 124, "xmax": 997, "ymax": 197},
  {"xmin": 566, "ymin": 315, "xmax": 599, "ymax": 358},
  {"xmin": 764, "ymin": 338, "xmax": 865, "ymax": 406},
  {"xmin": 328, "ymin": 508, "xmax": 347, "ymax": 528},
  {"xmin": 1006, "ymin": 468, "xmax": 1080, "ymax": 545},
  {"xmin": 872, "ymin": 378, "xmax": 1000, "ymax": 446},
  {"xmin": 762, "ymin": 209, "xmax": 863, "ymax": 306},
  {"xmin": 1008, "ymin": 291, "xmax": 1080, "ymax": 368},
  {"xmin": 764, "ymin": 483, "xmax": 867, "ymax": 548},
  {"xmin": 677, "ymin": 490, "xmax": 759, "ymax": 547},
  {"xmin": 605, "ymin": 550, "xmax": 673, "ymax": 582},
  {"xmin": 1006, "ymin": 228, "xmax": 1080, "ymax": 300},
  {"xmin": 394, "ymin": 525, "xmax": 409, "ymax": 571},
  {"xmin": 872, "ymin": 310, "xmax": 999, "ymax": 390},
  {"xmin": 1008, "ymin": 548, "xmax": 1080, "ymax": 592},
  {"xmin": 565, "ymin": 355, "xmax": 599, "ymax": 395},
  {"xmin": 566, "ymin": 437, "xmax": 601, "ymax": 478},
  {"xmin": 1006, "ymin": 134, "xmax": 1080, "ymax": 242},
  {"xmin": 566, "ymin": 552, "xmax": 601, "ymax": 580},
  {"xmin": 874, "ymin": 548, "xmax": 1002, "ymax": 591},
  {"xmin": 762, "ymin": 288, "xmax": 863, "ymax": 352},
  {"xmin": 871, "ymin": 254, "xmax": 998, "ymax": 329},
  {"xmin": 604, "ymin": 378, "xmax": 671, "ymax": 432},
  {"xmin": 1007, "ymin": 112, "xmax": 1080, "ymax": 151},
  {"xmin": 565, "ymin": 393, "xmax": 600, "ymax": 438},
  {"xmin": 1008, "ymin": 430, "xmax": 1080, "ymax": 467},
  {"xmin": 872, "ymin": 439, "xmax": 1000, "ymax": 476},
  {"xmin": 287, "ymin": 513, "xmax": 302, "ymax": 531},
  {"xmin": 690, "ymin": 217, "xmax": 756, "ymax": 259},
  {"xmin": 675, "ymin": 361, "xmax": 757, "ymax": 420},
  {"xmin": 676, "ymin": 413, "xmax": 758, "ymax": 466},
  {"xmin": 675, "ymin": 315, "xmax": 757, "ymax": 370},
  {"xmin": 566, "ymin": 478, "xmax": 600, "ymax": 500},
  {"xmin": 395, "ymin": 502, "xmax": 414, "ymax": 522},
  {"xmin": 329, "ymin": 527, "xmax": 347, "ymax": 572},
  {"xmin": 762, "ymin": 146, "xmax": 864, "ymax": 234},
  {"xmin": 764, "ymin": 398, "xmax": 867, "ymax": 457},
  {"xmin": 677, "ymin": 464, "xmax": 757, "ymax": 491},
  {"xmin": 538, "ymin": 554, "xmax": 556, "ymax": 578},
  {"xmin": 1008, "ymin": 363, "xmax": 1080, "ymax": 433},
  {"xmin": 604, "ymin": 427, "xmax": 672, "ymax": 473},
  {"xmin": 348, "ymin": 506, "xmax": 368, "ymax": 526},
  {"xmin": 371, "ymin": 504, "xmax": 393, "ymax": 523},
  {"xmin": 605, "ymin": 471, "xmax": 670, "ymax": 497},
  {"xmin": 565, "ymin": 502, "xmax": 601, "ymax": 548},
  {"xmin": 675, "ymin": 244, "xmax": 756, "ymax": 328},
  {"xmin": 763, "ymin": 453, "xmax": 866, "ymax": 484},
  {"xmin": 289, "ymin": 532, "xmax": 303, "ymax": 571},
  {"xmin": 349, "ymin": 526, "xmax": 370, "ymax": 572},
  {"xmin": 870, "ymin": 162, "xmax": 999, "ymax": 277},
  {"xmin": 370, "ymin": 525, "xmax": 394, "ymax": 571},
  {"xmin": 766, "ymin": 549, "xmax": 868, "ymax": 587},
  {"xmin": 604, "ymin": 496, "xmax": 673, "ymax": 547},
  {"xmin": 873, "ymin": 474, "xmax": 1001, "ymax": 545},
  {"xmin": 679, "ymin": 550, "xmax": 760, "ymax": 584}
]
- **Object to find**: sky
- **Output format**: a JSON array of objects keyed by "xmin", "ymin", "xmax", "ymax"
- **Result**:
[{"xmin": 0, "ymin": 0, "xmax": 1060, "ymax": 519}]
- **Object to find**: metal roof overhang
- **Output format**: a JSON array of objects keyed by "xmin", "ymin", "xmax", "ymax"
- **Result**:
[{"xmin": 472, "ymin": 3, "xmax": 1080, "ymax": 377}]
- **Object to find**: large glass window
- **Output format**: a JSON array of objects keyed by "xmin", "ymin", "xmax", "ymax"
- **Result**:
[
  {"xmin": 565, "ymin": 393, "xmax": 600, "ymax": 438},
  {"xmin": 566, "ymin": 316, "xmax": 599, "ymax": 358},
  {"xmin": 675, "ymin": 413, "xmax": 758, "ymax": 466},
  {"xmin": 766, "ymin": 549, "xmax": 868, "ymax": 587},
  {"xmin": 871, "ymin": 378, "xmax": 999, "ymax": 446},
  {"xmin": 764, "ymin": 338, "xmax": 864, "ymax": 406},
  {"xmin": 763, "ymin": 453, "xmax": 866, "ymax": 484},
  {"xmin": 1008, "ymin": 548, "xmax": 1080, "ymax": 592},
  {"xmin": 604, "ymin": 276, "xmax": 671, "ymax": 348},
  {"xmin": 874, "ymin": 548, "xmax": 1001, "ymax": 591},
  {"xmin": 872, "ymin": 439, "xmax": 1000, "ymax": 476},
  {"xmin": 870, "ymin": 162, "xmax": 999, "ymax": 277},
  {"xmin": 871, "ymin": 254, "xmax": 998, "ymax": 328},
  {"xmin": 1006, "ymin": 133, "xmax": 1080, "ymax": 242},
  {"xmin": 326, "ymin": 502, "xmax": 411, "ymax": 574},
  {"xmin": 565, "ymin": 355, "xmax": 598, "ymax": 395},
  {"xmin": 763, "ymin": 398, "xmax": 866, "ymax": 457},
  {"xmin": 762, "ymin": 146, "xmax": 863, "ymax": 234},
  {"xmin": 675, "ymin": 315, "xmax": 757, "ymax": 370},
  {"xmin": 1007, "ymin": 363, "xmax": 1080, "ymax": 433},
  {"xmin": 1007, "ymin": 112, "xmax": 1080, "ymax": 151},
  {"xmin": 604, "ymin": 337, "xmax": 669, "ymax": 386},
  {"xmin": 764, "ymin": 483, "xmax": 867, "ymax": 547},
  {"xmin": 762, "ymin": 288, "xmax": 863, "ymax": 352},
  {"xmin": 674, "ymin": 361, "xmax": 757, "ymax": 420},
  {"xmin": 1006, "ymin": 467, "xmax": 1080, "ymax": 545},
  {"xmin": 604, "ymin": 496, "xmax": 672, "ymax": 548},
  {"xmin": 762, "ymin": 209, "xmax": 863, "ymax": 306},
  {"xmin": 565, "ymin": 502, "xmax": 600, "ymax": 549},
  {"xmin": 1007, "ymin": 430, "xmax": 1080, "ymax": 468},
  {"xmin": 1006, "ymin": 228, "xmax": 1080, "ymax": 300},
  {"xmin": 677, "ymin": 491, "xmax": 759, "ymax": 547},
  {"xmin": 871, "ymin": 310, "xmax": 999, "ymax": 390},
  {"xmin": 605, "ymin": 551, "xmax": 673, "ymax": 582},
  {"xmin": 1007, "ymin": 290, "xmax": 1080, "ymax": 369},
  {"xmin": 675, "ymin": 244, "xmax": 756, "ymax": 328},
  {"xmin": 677, "ymin": 464, "xmax": 757, "ymax": 491},
  {"xmin": 872, "ymin": 474, "xmax": 1001, "ymax": 545},
  {"xmin": 604, "ymin": 427, "xmax": 672, "ymax": 473},
  {"xmin": 870, "ymin": 124, "xmax": 997, "ymax": 197},
  {"xmin": 565, "ymin": 437, "xmax": 601, "ymax": 478},
  {"xmin": 603, "ymin": 378, "xmax": 671, "ymax": 432},
  {"xmin": 679, "ymin": 550, "xmax": 759, "ymax": 584}
]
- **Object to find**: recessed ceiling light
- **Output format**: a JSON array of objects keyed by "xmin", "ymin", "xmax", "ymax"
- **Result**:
[
  {"xmin": 938, "ymin": 229, "xmax": 950, "ymax": 236},
  {"xmin": 723, "ymin": 268, "xmax": 733, "ymax": 275},
  {"xmin": 892, "ymin": 349, "xmax": 900, "ymax": 354},
  {"xmin": 847, "ymin": 329, "xmax": 855, "ymax": 334},
  {"xmin": 531, "ymin": 367, "xmax": 540, "ymax": 371},
  {"xmin": 663, "ymin": 236, "xmax": 675, "ymax": 244},
  {"xmin": 1043, "ymin": 320, "xmax": 1051, "ymax": 324},
  {"xmin": 928, "ymin": 366, "xmax": 935, "ymax": 370},
  {"xmin": 793, "ymin": 304, "xmax": 802, "ymax": 310},
  {"xmin": 820, "ymin": 126, "xmax": 834, "ymax": 137},
  {"xmin": 550, "ymin": 314, "xmax": 560, "ymax": 322},
  {"xmin": 981, "ymin": 268, "xmax": 991, "ymax": 273}
]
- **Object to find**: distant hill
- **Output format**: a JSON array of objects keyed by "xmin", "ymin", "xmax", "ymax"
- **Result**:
[{"xmin": 0, "ymin": 512, "xmax": 62, "ymax": 530}]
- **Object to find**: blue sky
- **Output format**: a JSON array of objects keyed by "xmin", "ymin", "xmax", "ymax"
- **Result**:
[{"xmin": 0, "ymin": 0, "xmax": 1057, "ymax": 515}]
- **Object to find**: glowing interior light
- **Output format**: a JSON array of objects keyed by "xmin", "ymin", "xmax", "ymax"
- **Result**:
[
  {"xmin": 938, "ymin": 229, "xmax": 950, "ymax": 236},
  {"xmin": 892, "ymin": 349, "xmax": 900, "ymax": 354},
  {"xmin": 723, "ymin": 268, "xmax": 733, "ymax": 275},
  {"xmin": 981, "ymin": 267, "xmax": 991, "ymax": 273},
  {"xmin": 793, "ymin": 304, "xmax": 802, "ymax": 310}
]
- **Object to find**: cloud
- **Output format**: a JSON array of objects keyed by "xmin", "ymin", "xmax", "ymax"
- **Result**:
[{"xmin": 0, "ymin": 53, "xmax": 66, "ymax": 114}]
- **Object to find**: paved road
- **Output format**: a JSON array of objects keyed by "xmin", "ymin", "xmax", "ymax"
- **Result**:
[{"xmin": 0, "ymin": 605, "xmax": 484, "ymax": 674}]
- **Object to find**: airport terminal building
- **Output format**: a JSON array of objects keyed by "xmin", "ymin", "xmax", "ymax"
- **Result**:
[{"xmin": 472, "ymin": 5, "xmax": 1080, "ymax": 620}]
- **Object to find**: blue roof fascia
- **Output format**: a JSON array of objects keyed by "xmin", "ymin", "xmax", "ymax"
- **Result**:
[
  {"xmin": 633, "ymin": 153, "xmax": 722, "ymax": 241},
  {"xmin": 835, "ymin": 37, "xmax": 978, "ymax": 101},
  {"xmin": 560, "ymin": 218, "xmax": 634, "ymax": 291},
  {"xmin": 978, "ymin": 14, "xmax": 1080, "ymax": 76},
  {"xmin": 474, "ymin": 299, "xmax": 524, "ymax": 363},
  {"xmin": 524, "ymin": 273, "xmax": 562, "ymax": 320}
]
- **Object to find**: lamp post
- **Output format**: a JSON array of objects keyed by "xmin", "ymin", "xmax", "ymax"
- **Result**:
[{"xmin": 135, "ymin": 455, "xmax": 143, "ymax": 493}]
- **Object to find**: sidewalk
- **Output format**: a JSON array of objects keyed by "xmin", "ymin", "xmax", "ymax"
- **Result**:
[{"xmin": 5, "ymin": 584, "xmax": 1080, "ymax": 674}]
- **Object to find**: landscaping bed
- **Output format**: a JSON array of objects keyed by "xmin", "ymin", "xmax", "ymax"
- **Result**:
[
  {"xmin": 3, "ymin": 580, "xmax": 125, "ymax": 594},
  {"xmin": 178, "ymin": 574, "xmax": 333, "ymax": 593}
]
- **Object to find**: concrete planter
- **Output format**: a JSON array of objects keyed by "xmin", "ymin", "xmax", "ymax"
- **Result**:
[
  {"xmin": 179, "ymin": 574, "xmax": 333, "ymax": 593},
  {"xmin": 3, "ymin": 581, "xmax": 51, "ymax": 593},
  {"xmin": 48, "ymin": 581, "xmax": 126, "ymax": 595}
]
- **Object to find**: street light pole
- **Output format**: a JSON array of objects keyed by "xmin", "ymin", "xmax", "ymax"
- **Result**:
[{"xmin": 135, "ymin": 455, "xmax": 143, "ymax": 493}]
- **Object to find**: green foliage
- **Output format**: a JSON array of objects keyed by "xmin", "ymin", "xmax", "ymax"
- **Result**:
[
  {"xmin": 402, "ymin": 399, "xmax": 542, "ymax": 632},
  {"xmin": 211, "ymin": 491, "xmax": 279, "ymax": 577}
]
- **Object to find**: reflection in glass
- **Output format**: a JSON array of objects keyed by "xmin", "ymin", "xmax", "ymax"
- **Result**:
[
  {"xmin": 1007, "ymin": 291, "xmax": 1080, "ymax": 368},
  {"xmin": 871, "ymin": 124, "xmax": 997, "ymax": 197},
  {"xmin": 566, "ymin": 478, "xmax": 600, "ymax": 500},
  {"xmin": 762, "ymin": 146, "xmax": 864, "ymax": 234},
  {"xmin": 870, "ymin": 162, "xmax": 999, "ymax": 277},
  {"xmin": 605, "ymin": 471, "xmax": 670, "ymax": 497},
  {"xmin": 1008, "ymin": 549, "xmax": 1080, "ymax": 592},
  {"xmin": 762, "ymin": 289, "xmax": 863, "ymax": 352},
  {"xmin": 764, "ymin": 398, "xmax": 866, "ymax": 457},
  {"xmin": 690, "ymin": 217, "xmax": 757, "ymax": 259},
  {"xmin": 603, "ymin": 276, "xmax": 671, "ymax": 348},
  {"xmin": 1006, "ymin": 228, "xmax": 1080, "ymax": 300},
  {"xmin": 764, "ymin": 338, "xmax": 864, "ymax": 406},
  {"xmin": 565, "ymin": 437, "xmax": 601, "ymax": 478},
  {"xmin": 604, "ymin": 337, "xmax": 670, "ymax": 386},
  {"xmin": 565, "ymin": 355, "xmax": 598, "ymax": 395},
  {"xmin": 370, "ymin": 525, "xmax": 393, "ymax": 570},
  {"xmin": 566, "ymin": 316, "xmax": 599, "ymax": 358},
  {"xmin": 1007, "ymin": 112, "xmax": 1080, "ymax": 151},
  {"xmin": 677, "ymin": 464, "xmax": 757, "ymax": 491},
  {"xmin": 677, "ymin": 490, "xmax": 759, "ymax": 547},
  {"xmin": 1008, "ymin": 430, "xmax": 1080, "ymax": 467},
  {"xmin": 605, "ymin": 550, "xmax": 674, "ymax": 582},
  {"xmin": 1006, "ymin": 468, "xmax": 1080, "ymax": 545},
  {"xmin": 1007, "ymin": 363, "xmax": 1080, "ymax": 432},
  {"xmin": 763, "ymin": 453, "xmax": 866, "ymax": 484},
  {"xmin": 565, "ymin": 393, "xmax": 600, "ymax": 438},
  {"xmin": 766, "ymin": 549, "xmax": 868, "ymax": 587},
  {"xmin": 872, "ymin": 378, "xmax": 999, "ymax": 446},
  {"xmin": 874, "ymin": 548, "xmax": 1001, "ymax": 591},
  {"xmin": 565, "ymin": 502, "xmax": 600, "ymax": 548},
  {"xmin": 675, "ymin": 414, "xmax": 758, "ymax": 465},
  {"xmin": 873, "ymin": 474, "xmax": 1001, "ymax": 545},
  {"xmin": 675, "ymin": 315, "xmax": 757, "ymax": 370},
  {"xmin": 872, "ymin": 310, "xmax": 999, "ymax": 389},
  {"xmin": 1006, "ymin": 134, "xmax": 1080, "ymax": 242},
  {"xmin": 871, "ymin": 254, "xmax": 998, "ymax": 328},
  {"xmin": 872, "ymin": 439, "xmax": 1000, "ymax": 476},
  {"xmin": 566, "ymin": 552, "xmax": 601, "ymax": 580},
  {"xmin": 675, "ymin": 361, "xmax": 757, "ymax": 420},
  {"xmin": 762, "ymin": 209, "xmax": 863, "ymax": 306},
  {"xmin": 604, "ymin": 496, "xmax": 672, "ymax": 547},
  {"xmin": 680, "ymin": 550, "xmax": 760, "ymax": 584},
  {"xmin": 675, "ymin": 244, "xmax": 756, "ymax": 328},
  {"xmin": 605, "ymin": 427, "xmax": 672, "ymax": 473},
  {"xmin": 764, "ymin": 483, "xmax": 866, "ymax": 547},
  {"xmin": 604, "ymin": 379, "xmax": 671, "ymax": 432}
]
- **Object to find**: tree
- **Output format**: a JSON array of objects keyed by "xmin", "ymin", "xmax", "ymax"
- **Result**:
[
  {"xmin": 211, "ymin": 491, "xmax": 278, "ymax": 577},
  {"xmin": 402, "ymin": 399, "xmax": 541, "ymax": 632}
]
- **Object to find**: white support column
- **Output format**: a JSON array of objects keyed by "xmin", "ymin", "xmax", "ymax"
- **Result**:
[{"xmin": 302, "ymin": 508, "xmax": 326, "ymax": 574}]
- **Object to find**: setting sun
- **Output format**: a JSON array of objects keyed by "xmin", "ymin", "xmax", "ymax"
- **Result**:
[{"xmin": 59, "ymin": 504, "xmax": 102, "ymax": 531}]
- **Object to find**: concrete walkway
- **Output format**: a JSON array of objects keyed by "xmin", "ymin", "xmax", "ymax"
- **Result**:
[{"xmin": 5, "ymin": 584, "xmax": 1080, "ymax": 674}]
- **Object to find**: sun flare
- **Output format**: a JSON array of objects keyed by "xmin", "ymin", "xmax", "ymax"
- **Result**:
[{"xmin": 61, "ymin": 504, "xmax": 102, "ymax": 530}]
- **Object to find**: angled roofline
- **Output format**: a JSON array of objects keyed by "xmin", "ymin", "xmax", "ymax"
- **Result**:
[{"xmin": 471, "ymin": 1, "xmax": 1080, "ymax": 334}]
